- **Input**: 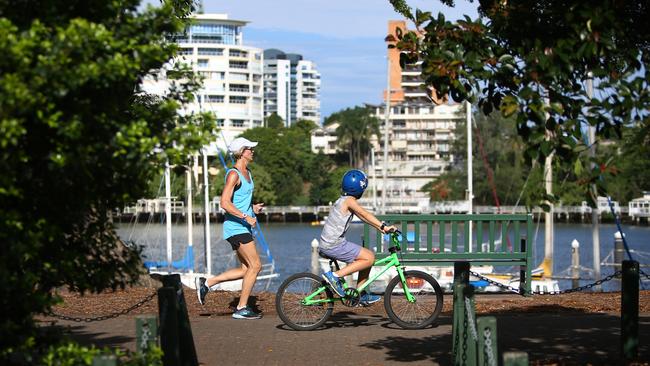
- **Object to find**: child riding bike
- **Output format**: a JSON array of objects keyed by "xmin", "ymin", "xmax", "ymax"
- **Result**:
[{"xmin": 319, "ymin": 169, "xmax": 397, "ymax": 306}]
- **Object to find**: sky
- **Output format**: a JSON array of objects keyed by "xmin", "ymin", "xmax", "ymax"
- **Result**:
[{"xmin": 157, "ymin": 0, "xmax": 479, "ymax": 121}]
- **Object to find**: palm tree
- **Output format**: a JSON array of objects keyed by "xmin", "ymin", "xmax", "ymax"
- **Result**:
[{"xmin": 325, "ymin": 106, "xmax": 381, "ymax": 168}]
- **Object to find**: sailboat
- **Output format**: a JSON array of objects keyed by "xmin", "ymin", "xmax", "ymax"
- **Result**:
[{"xmin": 133, "ymin": 151, "xmax": 278, "ymax": 292}]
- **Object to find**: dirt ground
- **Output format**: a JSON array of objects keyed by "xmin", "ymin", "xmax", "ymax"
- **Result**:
[{"xmin": 49, "ymin": 284, "xmax": 650, "ymax": 319}]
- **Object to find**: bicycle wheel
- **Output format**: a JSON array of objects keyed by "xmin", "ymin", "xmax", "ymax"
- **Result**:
[
  {"xmin": 276, "ymin": 272, "xmax": 334, "ymax": 331},
  {"xmin": 384, "ymin": 270, "xmax": 443, "ymax": 329}
]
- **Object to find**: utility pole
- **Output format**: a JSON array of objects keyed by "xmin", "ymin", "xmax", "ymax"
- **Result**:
[{"xmin": 587, "ymin": 74, "xmax": 602, "ymax": 290}]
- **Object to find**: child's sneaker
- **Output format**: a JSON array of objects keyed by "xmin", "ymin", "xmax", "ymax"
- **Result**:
[
  {"xmin": 232, "ymin": 306, "xmax": 262, "ymax": 320},
  {"xmin": 359, "ymin": 292, "xmax": 381, "ymax": 306},
  {"xmin": 195, "ymin": 277, "xmax": 208, "ymax": 305},
  {"xmin": 322, "ymin": 271, "xmax": 345, "ymax": 297}
]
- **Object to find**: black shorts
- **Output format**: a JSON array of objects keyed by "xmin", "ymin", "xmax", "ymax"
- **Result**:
[{"xmin": 226, "ymin": 233, "xmax": 254, "ymax": 250}]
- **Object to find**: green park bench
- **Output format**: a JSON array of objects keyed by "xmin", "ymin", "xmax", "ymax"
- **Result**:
[{"xmin": 364, "ymin": 214, "xmax": 534, "ymax": 294}]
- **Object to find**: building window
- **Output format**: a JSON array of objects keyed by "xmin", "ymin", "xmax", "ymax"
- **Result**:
[
  {"xmin": 179, "ymin": 47, "xmax": 194, "ymax": 55},
  {"xmin": 197, "ymin": 59, "xmax": 209, "ymax": 68},
  {"xmin": 231, "ymin": 119, "xmax": 245, "ymax": 127},
  {"xmin": 230, "ymin": 96, "xmax": 247, "ymax": 104},
  {"xmin": 229, "ymin": 49, "xmax": 248, "ymax": 57},
  {"xmin": 205, "ymin": 95, "xmax": 224, "ymax": 103},
  {"xmin": 229, "ymin": 61, "xmax": 248, "ymax": 69},
  {"xmin": 197, "ymin": 47, "xmax": 223, "ymax": 55},
  {"xmin": 229, "ymin": 84, "xmax": 249, "ymax": 92},
  {"xmin": 216, "ymin": 119, "xmax": 225, "ymax": 127}
]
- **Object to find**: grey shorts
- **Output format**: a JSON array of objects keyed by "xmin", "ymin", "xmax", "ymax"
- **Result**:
[{"xmin": 319, "ymin": 239, "xmax": 362, "ymax": 264}]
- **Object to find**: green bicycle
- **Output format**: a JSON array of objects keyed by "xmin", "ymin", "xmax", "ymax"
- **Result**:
[{"xmin": 276, "ymin": 231, "xmax": 444, "ymax": 330}]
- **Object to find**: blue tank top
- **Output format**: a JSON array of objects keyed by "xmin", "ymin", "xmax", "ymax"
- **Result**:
[{"xmin": 223, "ymin": 168, "xmax": 254, "ymax": 239}]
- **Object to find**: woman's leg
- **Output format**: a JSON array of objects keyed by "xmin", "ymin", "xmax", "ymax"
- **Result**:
[
  {"xmin": 205, "ymin": 264, "xmax": 247, "ymax": 288},
  {"xmin": 235, "ymin": 240, "xmax": 262, "ymax": 308},
  {"xmin": 335, "ymin": 247, "xmax": 375, "ymax": 287}
]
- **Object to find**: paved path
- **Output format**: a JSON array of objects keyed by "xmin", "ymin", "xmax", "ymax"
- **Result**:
[{"xmin": 47, "ymin": 311, "xmax": 649, "ymax": 365}]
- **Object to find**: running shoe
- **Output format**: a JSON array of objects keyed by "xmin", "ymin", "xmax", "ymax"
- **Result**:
[
  {"xmin": 359, "ymin": 292, "xmax": 381, "ymax": 306},
  {"xmin": 322, "ymin": 271, "xmax": 345, "ymax": 297},
  {"xmin": 232, "ymin": 306, "xmax": 262, "ymax": 319},
  {"xmin": 195, "ymin": 276, "xmax": 208, "ymax": 305}
]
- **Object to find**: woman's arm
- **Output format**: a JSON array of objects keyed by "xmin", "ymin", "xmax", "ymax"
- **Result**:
[{"xmin": 346, "ymin": 198, "xmax": 396, "ymax": 233}]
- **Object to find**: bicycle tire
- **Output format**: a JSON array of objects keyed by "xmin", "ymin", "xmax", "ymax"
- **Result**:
[
  {"xmin": 384, "ymin": 270, "xmax": 443, "ymax": 329},
  {"xmin": 276, "ymin": 272, "xmax": 334, "ymax": 331}
]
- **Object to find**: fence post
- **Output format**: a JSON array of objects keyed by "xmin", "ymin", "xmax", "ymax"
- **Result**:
[
  {"xmin": 503, "ymin": 351, "xmax": 528, "ymax": 366},
  {"xmin": 452, "ymin": 262, "xmax": 470, "ymax": 360},
  {"xmin": 158, "ymin": 286, "xmax": 180, "ymax": 366},
  {"xmin": 136, "ymin": 315, "xmax": 158, "ymax": 354},
  {"xmin": 621, "ymin": 260, "xmax": 639, "ymax": 361},
  {"xmin": 161, "ymin": 274, "xmax": 199, "ymax": 366},
  {"xmin": 477, "ymin": 317, "xmax": 498, "ymax": 366}
]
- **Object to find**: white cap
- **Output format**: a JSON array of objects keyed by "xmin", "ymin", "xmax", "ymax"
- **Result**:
[{"xmin": 228, "ymin": 137, "xmax": 258, "ymax": 153}]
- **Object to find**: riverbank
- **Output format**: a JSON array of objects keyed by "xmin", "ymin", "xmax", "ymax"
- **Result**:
[{"xmin": 41, "ymin": 284, "xmax": 650, "ymax": 365}]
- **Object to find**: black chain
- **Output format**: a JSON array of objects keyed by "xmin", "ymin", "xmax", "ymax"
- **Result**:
[
  {"xmin": 469, "ymin": 270, "xmax": 623, "ymax": 296},
  {"xmin": 47, "ymin": 290, "xmax": 158, "ymax": 322},
  {"xmin": 640, "ymin": 268, "xmax": 650, "ymax": 281}
]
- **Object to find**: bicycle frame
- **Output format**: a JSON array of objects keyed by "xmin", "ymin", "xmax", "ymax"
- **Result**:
[{"xmin": 302, "ymin": 235, "xmax": 416, "ymax": 305}]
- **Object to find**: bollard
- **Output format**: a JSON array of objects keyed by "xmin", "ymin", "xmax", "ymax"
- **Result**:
[
  {"xmin": 452, "ymin": 262, "xmax": 470, "ymax": 359},
  {"xmin": 311, "ymin": 238, "xmax": 320, "ymax": 275},
  {"xmin": 571, "ymin": 239, "xmax": 580, "ymax": 289},
  {"xmin": 452, "ymin": 282, "xmax": 477, "ymax": 366},
  {"xmin": 161, "ymin": 274, "xmax": 199, "ymax": 366},
  {"xmin": 503, "ymin": 351, "xmax": 528, "ymax": 366},
  {"xmin": 453, "ymin": 262, "xmax": 470, "ymax": 287},
  {"xmin": 614, "ymin": 232, "xmax": 625, "ymax": 269},
  {"xmin": 621, "ymin": 260, "xmax": 639, "ymax": 361},
  {"xmin": 136, "ymin": 315, "xmax": 158, "ymax": 354},
  {"xmin": 92, "ymin": 355, "xmax": 117, "ymax": 366},
  {"xmin": 477, "ymin": 317, "xmax": 498, "ymax": 366},
  {"xmin": 158, "ymin": 287, "xmax": 180, "ymax": 366}
]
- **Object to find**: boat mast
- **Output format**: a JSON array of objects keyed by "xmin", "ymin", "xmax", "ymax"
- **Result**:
[
  {"xmin": 587, "ymin": 75, "xmax": 601, "ymax": 290},
  {"xmin": 382, "ymin": 58, "xmax": 391, "ymax": 214},
  {"xmin": 186, "ymin": 155, "xmax": 194, "ymax": 273},
  {"xmin": 165, "ymin": 161, "xmax": 172, "ymax": 271},
  {"xmin": 543, "ymin": 92, "xmax": 554, "ymax": 277},
  {"xmin": 202, "ymin": 151, "xmax": 212, "ymax": 275},
  {"xmin": 466, "ymin": 101, "xmax": 473, "ymax": 252}
]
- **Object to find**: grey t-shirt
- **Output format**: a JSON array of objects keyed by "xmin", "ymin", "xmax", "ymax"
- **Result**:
[{"xmin": 319, "ymin": 196, "xmax": 354, "ymax": 250}]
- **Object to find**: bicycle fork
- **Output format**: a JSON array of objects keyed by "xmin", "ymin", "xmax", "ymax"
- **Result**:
[{"xmin": 395, "ymin": 265, "xmax": 417, "ymax": 303}]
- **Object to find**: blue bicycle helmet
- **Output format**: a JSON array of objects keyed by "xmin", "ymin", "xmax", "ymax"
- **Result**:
[{"xmin": 341, "ymin": 169, "xmax": 368, "ymax": 197}]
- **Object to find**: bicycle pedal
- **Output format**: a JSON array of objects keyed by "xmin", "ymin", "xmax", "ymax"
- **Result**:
[{"xmin": 342, "ymin": 288, "xmax": 360, "ymax": 307}]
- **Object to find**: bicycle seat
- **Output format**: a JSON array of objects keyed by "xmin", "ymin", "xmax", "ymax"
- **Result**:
[{"xmin": 318, "ymin": 252, "xmax": 338, "ymax": 261}]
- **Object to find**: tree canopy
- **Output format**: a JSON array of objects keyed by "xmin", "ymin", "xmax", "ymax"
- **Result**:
[
  {"xmin": 0, "ymin": 0, "xmax": 215, "ymax": 352},
  {"xmin": 390, "ymin": 0, "xmax": 650, "ymax": 205},
  {"xmin": 324, "ymin": 106, "xmax": 380, "ymax": 169}
]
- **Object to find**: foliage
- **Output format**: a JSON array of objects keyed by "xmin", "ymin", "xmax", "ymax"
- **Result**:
[
  {"xmin": 390, "ymin": 0, "xmax": 650, "ymax": 206},
  {"xmin": 239, "ymin": 120, "xmax": 319, "ymax": 205},
  {"xmin": 40, "ymin": 341, "xmax": 163, "ymax": 366},
  {"xmin": 309, "ymin": 156, "xmax": 347, "ymax": 205},
  {"xmin": 324, "ymin": 106, "xmax": 380, "ymax": 169},
  {"xmin": 265, "ymin": 112, "xmax": 284, "ymax": 129},
  {"xmin": 0, "ymin": 0, "xmax": 214, "ymax": 352}
]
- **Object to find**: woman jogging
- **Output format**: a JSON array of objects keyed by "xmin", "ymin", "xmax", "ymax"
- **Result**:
[
  {"xmin": 320, "ymin": 169, "xmax": 396, "ymax": 305},
  {"xmin": 195, "ymin": 137, "xmax": 264, "ymax": 320}
]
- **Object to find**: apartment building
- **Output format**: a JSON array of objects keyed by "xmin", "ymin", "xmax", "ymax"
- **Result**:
[
  {"xmin": 263, "ymin": 49, "xmax": 321, "ymax": 126},
  {"xmin": 369, "ymin": 20, "xmax": 465, "ymax": 212},
  {"xmin": 142, "ymin": 13, "xmax": 264, "ymax": 153}
]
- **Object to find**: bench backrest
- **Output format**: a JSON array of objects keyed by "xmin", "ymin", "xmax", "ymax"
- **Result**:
[{"xmin": 363, "ymin": 214, "xmax": 534, "ymax": 293}]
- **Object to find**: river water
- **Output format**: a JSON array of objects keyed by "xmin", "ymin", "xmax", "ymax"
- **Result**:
[{"xmin": 116, "ymin": 221, "xmax": 650, "ymax": 292}]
